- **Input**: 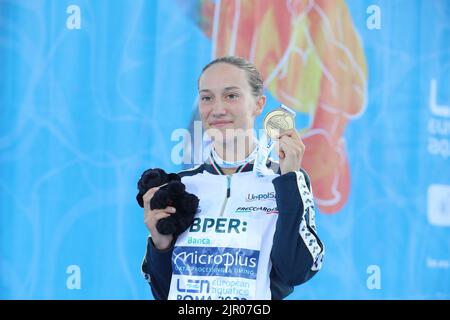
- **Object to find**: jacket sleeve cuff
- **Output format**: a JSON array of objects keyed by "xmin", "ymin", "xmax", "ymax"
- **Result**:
[
  {"xmin": 272, "ymin": 171, "xmax": 302, "ymax": 217},
  {"xmin": 142, "ymin": 236, "xmax": 175, "ymax": 277},
  {"xmin": 149, "ymin": 237, "xmax": 176, "ymax": 254}
]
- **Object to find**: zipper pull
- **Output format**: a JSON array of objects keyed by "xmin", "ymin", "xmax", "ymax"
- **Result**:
[
  {"xmin": 226, "ymin": 175, "xmax": 231, "ymax": 198},
  {"xmin": 219, "ymin": 175, "xmax": 232, "ymax": 217}
]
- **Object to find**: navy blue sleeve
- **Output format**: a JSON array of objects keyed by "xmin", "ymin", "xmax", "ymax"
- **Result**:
[
  {"xmin": 270, "ymin": 170, "xmax": 324, "ymax": 299},
  {"xmin": 141, "ymin": 237, "xmax": 174, "ymax": 300}
]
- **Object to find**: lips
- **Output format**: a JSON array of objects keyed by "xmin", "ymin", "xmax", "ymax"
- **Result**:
[{"xmin": 209, "ymin": 120, "xmax": 233, "ymax": 127}]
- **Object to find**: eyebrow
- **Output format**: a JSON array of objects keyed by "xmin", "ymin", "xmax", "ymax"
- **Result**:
[
  {"xmin": 199, "ymin": 86, "xmax": 241, "ymax": 94},
  {"xmin": 223, "ymin": 86, "xmax": 241, "ymax": 91}
]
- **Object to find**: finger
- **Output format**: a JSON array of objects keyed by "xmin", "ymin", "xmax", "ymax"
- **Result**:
[
  {"xmin": 279, "ymin": 133, "xmax": 300, "ymax": 144},
  {"xmin": 153, "ymin": 212, "xmax": 172, "ymax": 222},
  {"xmin": 279, "ymin": 134, "xmax": 305, "ymax": 151},
  {"xmin": 280, "ymin": 138, "xmax": 303, "ymax": 157},
  {"xmin": 148, "ymin": 207, "xmax": 176, "ymax": 216},
  {"xmin": 143, "ymin": 187, "xmax": 160, "ymax": 201},
  {"xmin": 143, "ymin": 199, "xmax": 150, "ymax": 212},
  {"xmin": 163, "ymin": 206, "xmax": 177, "ymax": 214},
  {"xmin": 278, "ymin": 129, "xmax": 301, "ymax": 141},
  {"xmin": 142, "ymin": 187, "xmax": 160, "ymax": 211},
  {"xmin": 279, "ymin": 138, "xmax": 297, "ymax": 152},
  {"xmin": 281, "ymin": 137, "xmax": 303, "ymax": 153},
  {"xmin": 278, "ymin": 140, "xmax": 286, "ymax": 159},
  {"xmin": 279, "ymin": 128, "xmax": 295, "ymax": 135}
]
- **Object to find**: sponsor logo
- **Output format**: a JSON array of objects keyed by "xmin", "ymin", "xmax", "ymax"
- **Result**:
[
  {"xmin": 176, "ymin": 295, "xmax": 213, "ymax": 300},
  {"xmin": 189, "ymin": 217, "xmax": 247, "ymax": 233},
  {"xmin": 173, "ymin": 246, "xmax": 259, "ymax": 279},
  {"xmin": 187, "ymin": 236, "xmax": 211, "ymax": 245},
  {"xmin": 176, "ymin": 279, "xmax": 210, "ymax": 293},
  {"xmin": 175, "ymin": 278, "xmax": 250, "ymax": 297},
  {"xmin": 245, "ymin": 192, "xmax": 276, "ymax": 202},
  {"xmin": 234, "ymin": 206, "xmax": 278, "ymax": 214}
]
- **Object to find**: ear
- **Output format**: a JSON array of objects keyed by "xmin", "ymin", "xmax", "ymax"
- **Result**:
[{"xmin": 254, "ymin": 95, "xmax": 266, "ymax": 116}]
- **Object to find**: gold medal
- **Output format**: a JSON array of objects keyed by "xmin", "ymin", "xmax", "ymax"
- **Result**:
[{"xmin": 263, "ymin": 105, "xmax": 296, "ymax": 139}]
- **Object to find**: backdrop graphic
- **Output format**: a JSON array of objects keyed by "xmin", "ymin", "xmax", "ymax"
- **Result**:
[{"xmin": 0, "ymin": 0, "xmax": 449, "ymax": 299}]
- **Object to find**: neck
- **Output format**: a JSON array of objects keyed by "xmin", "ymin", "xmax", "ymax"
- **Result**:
[
  {"xmin": 213, "ymin": 136, "xmax": 256, "ymax": 165},
  {"xmin": 221, "ymin": 167, "xmax": 239, "ymax": 175}
]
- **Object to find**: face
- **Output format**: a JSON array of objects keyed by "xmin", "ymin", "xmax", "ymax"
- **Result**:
[{"xmin": 198, "ymin": 63, "xmax": 265, "ymax": 143}]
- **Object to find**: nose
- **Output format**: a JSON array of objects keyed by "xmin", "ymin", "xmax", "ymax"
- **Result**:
[{"xmin": 211, "ymin": 101, "xmax": 228, "ymax": 118}]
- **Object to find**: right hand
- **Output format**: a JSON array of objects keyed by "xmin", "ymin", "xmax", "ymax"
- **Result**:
[{"xmin": 143, "ymin": 187, "xmax": 176, "ymax": 250}]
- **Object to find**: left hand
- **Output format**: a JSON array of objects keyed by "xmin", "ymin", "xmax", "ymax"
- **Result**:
[{"xmin": 275, "ymin": 129, "xmax": 305, "ymax": 175}]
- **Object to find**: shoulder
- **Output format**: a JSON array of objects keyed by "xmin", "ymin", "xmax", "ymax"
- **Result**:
[{"xmin": 177, "ymin": 164, "xmax": 208, "ymax": 178}]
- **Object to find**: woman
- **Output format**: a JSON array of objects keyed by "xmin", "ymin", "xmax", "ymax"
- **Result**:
[{"xmin": 141, "ymin": 56, "xmax": 324, "ymax": 300}]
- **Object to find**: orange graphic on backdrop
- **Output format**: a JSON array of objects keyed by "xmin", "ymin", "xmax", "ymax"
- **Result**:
[{"xmin": 187, "ymin": 0, "xmax": 367, "ymax": 214}]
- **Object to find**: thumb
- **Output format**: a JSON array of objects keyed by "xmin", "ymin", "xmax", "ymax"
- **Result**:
[{"xmin": 276, "ymin": 140, "xmax": 286, "ymax": 159}]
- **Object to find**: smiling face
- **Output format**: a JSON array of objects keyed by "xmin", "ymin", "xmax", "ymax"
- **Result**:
[{"xmin": 198, "ymin": 62, "xmax": 265, "ymax": 144}]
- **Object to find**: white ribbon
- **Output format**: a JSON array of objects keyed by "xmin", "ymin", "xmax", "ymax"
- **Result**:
[{"xmin": 253, "ymin": 133, "xmax": 275, "ymax": 177}]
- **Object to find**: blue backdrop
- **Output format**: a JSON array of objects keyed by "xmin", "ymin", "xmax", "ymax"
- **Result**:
[{"xmin": 1, "ymin": 0, "xmax": 449, "ymax": 299}]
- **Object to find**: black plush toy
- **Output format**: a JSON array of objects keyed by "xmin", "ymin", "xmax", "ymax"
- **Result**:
[{"xmin": 136, "ymin": 168, "xmax": 199, "ymax": 236}]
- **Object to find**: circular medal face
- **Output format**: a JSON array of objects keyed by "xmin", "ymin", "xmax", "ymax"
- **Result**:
[{"xmin": 263, "ymin": 109, "xmax": 295, "ymax": 139}]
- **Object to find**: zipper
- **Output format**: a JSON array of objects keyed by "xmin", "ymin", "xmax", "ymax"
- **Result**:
[{"xmin": 219, "ymin": 175, "xmax": 232, "ymax": 217}]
